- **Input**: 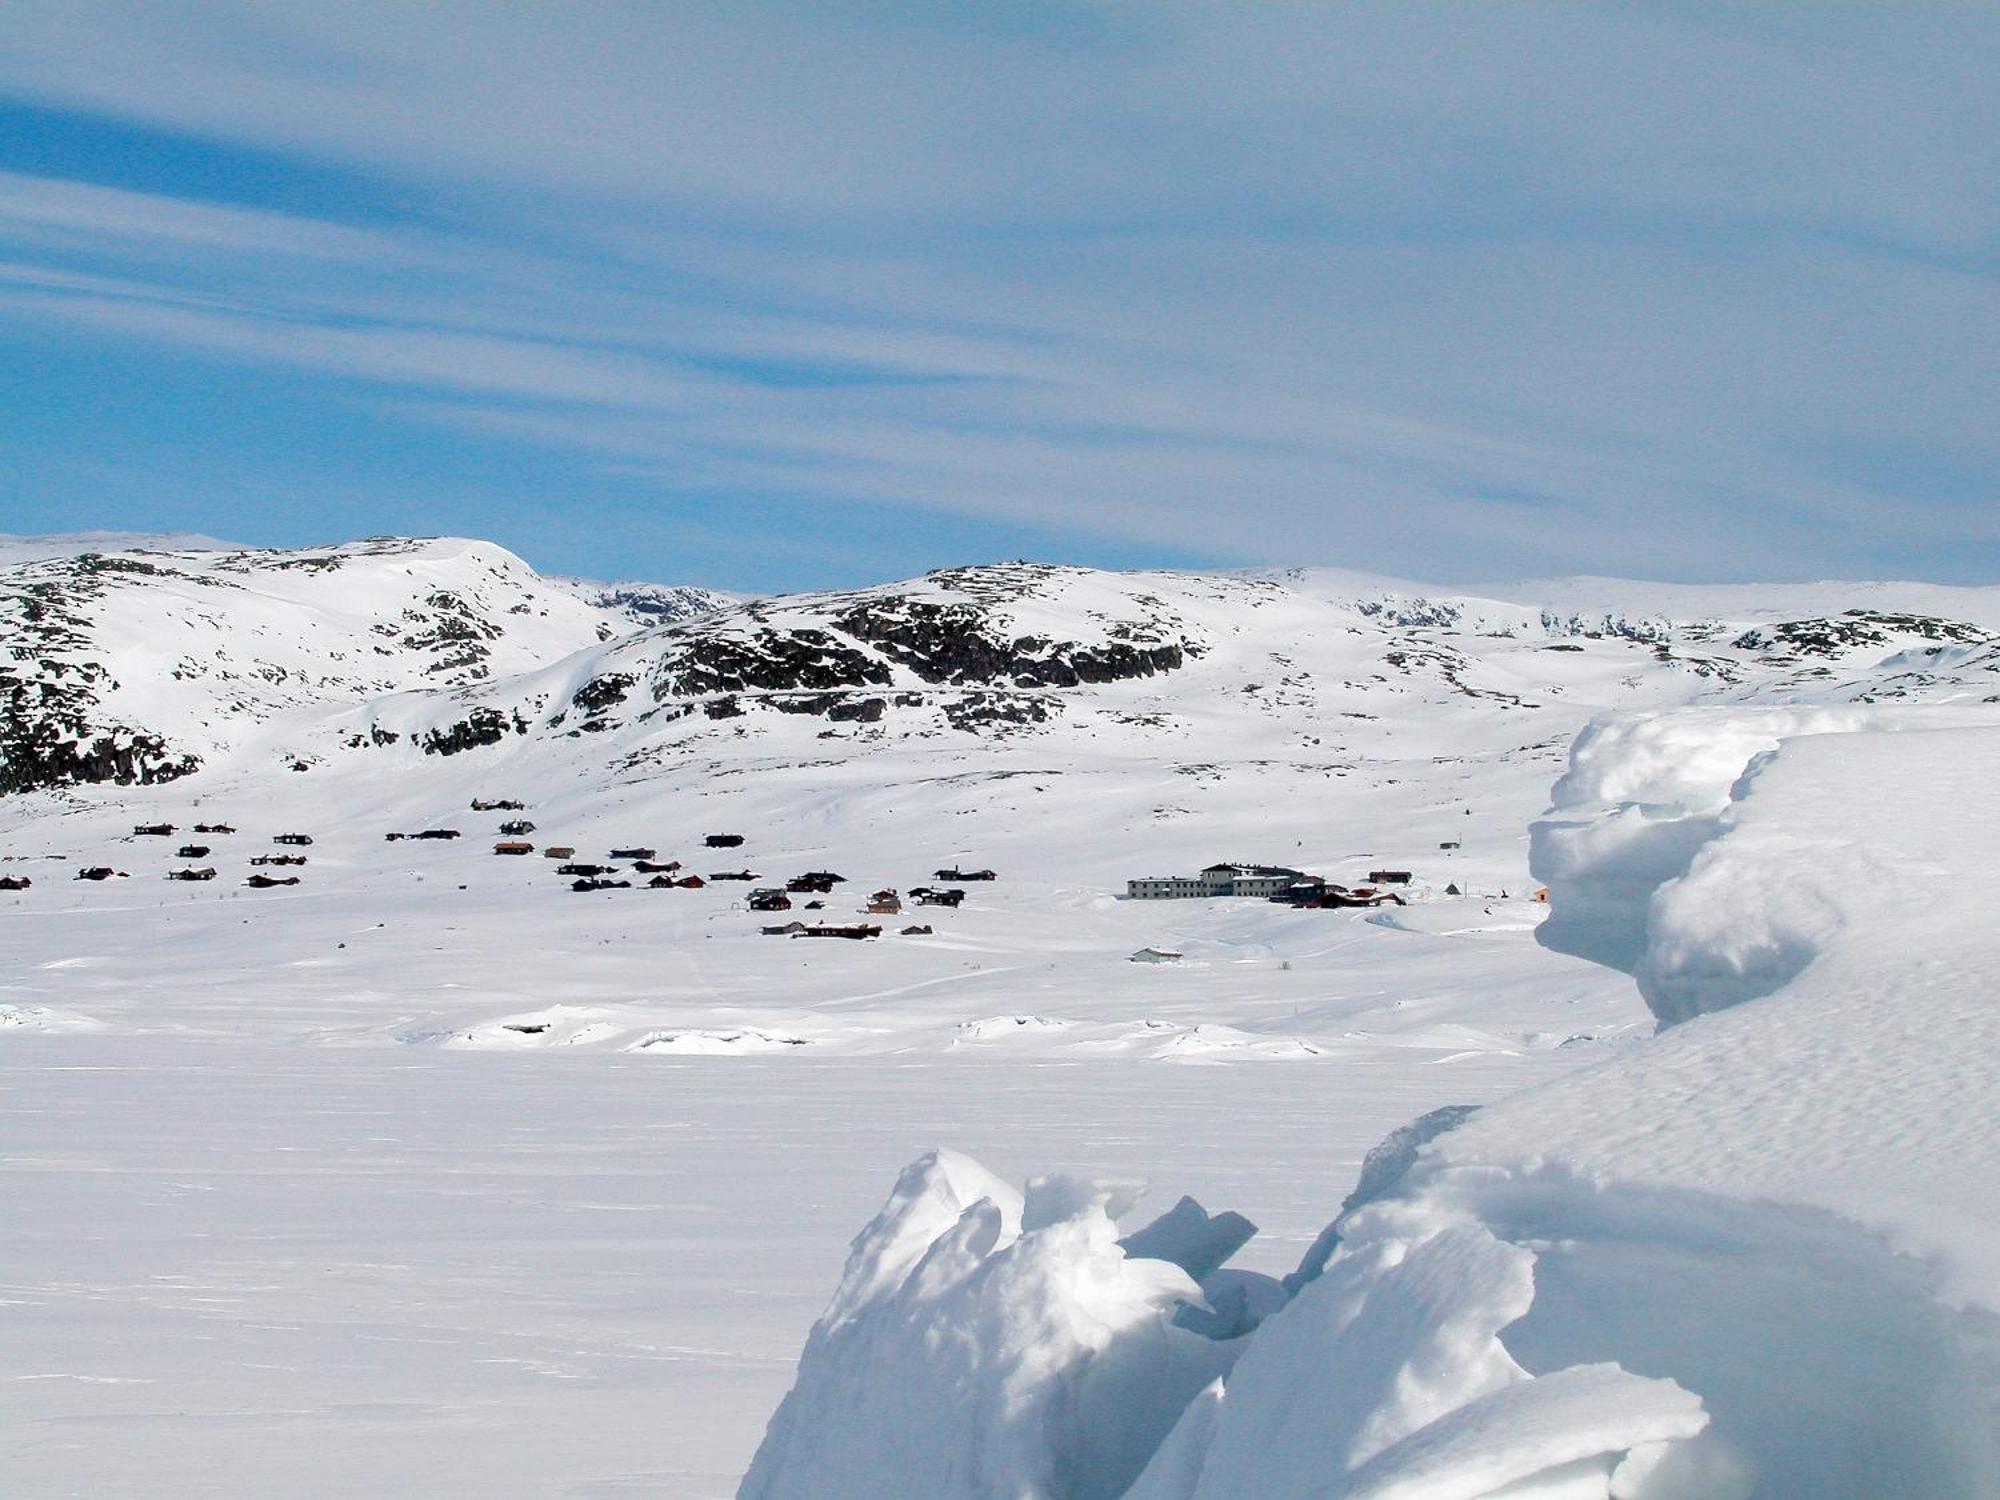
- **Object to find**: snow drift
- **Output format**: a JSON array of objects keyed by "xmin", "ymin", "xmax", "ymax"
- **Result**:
[{"xmin": 743, "ymin": 705, "xmax": 2000, "ymax": 1499}]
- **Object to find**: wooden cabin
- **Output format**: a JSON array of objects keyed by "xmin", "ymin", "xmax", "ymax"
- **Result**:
[
  {"xmin": 498, "ymin": 820, "xmax": 536, "ymax": 836},
  {"xmin": 76, "ymin": 867, "xmax": 121, "ymax": 881},
  {"xmin": 866, "ymin": 889, "xmax": 902, "ymax": 915},
  {"xmin": 609, "ymin": 846, "xmax": 656, "ymax": 861},
  {"xmin": 677, "ymin": 875, "xmax": 706, "ymax": 889},
  {"xmin": 572, "ymin": 877, "xmax": 632, "ymax": 891},
  {"xmin": 193, "ymin": 823, "xmax": 235, "ymax": 835},
  {"xmin": 900, "ymin": 924, "xmax": 934, "ymax": 936},
  {"xmin": 493, "ymin": 840, "xmax": 535, "ymax": 856},
  {"xmin": 471, "ymin": 798, "xmax": 526, "ymax": 812},
  {"xmin": 709, "ymin": 869, "xmax": 759, "ymax": 881},
  {"xmin": 632, "ymin": 858, "xmax": 680, "ymax": 873},
  {"xmin": 912, "ymin": 887, "xmax": 965, "ymax": 907},
  {"xmin": 273, "ymin": 833, "xmax": 314, "ymax": 846},
  {"xmin": 1367, "ymin": 870, "xmax": 1413, "ymax": 885},
  {"xmin": 761, "ymin": 920, "xmax": 809, "ymax": 936},
  {"xmin": 134, "ymin": 824, "xmax": 175, "ymax": 836},
  {"xmin": 704, "ymin": 833, "xmax": 746, "ymax": 848},
  {"xmin": 244, "ymin": 873, "xmax": 300, "ymax": 889},
  {"xmin": 558, "ymin": 862, "xmax": 617, "ymax": 876},
  {"xmin": 177, "ymin": 844, "xmax": 211, "ymax": 859},
  {"xmin": 251, "ymin": 853, "xmax": 307, "ymax": 867},
  {"xmin": 786, "ymin": 871, "xmax": 845, "ymax": 893},
  {"xmin": 414, "ymin": 829, "xmax": 459, "ymax": 841},
  {"xmin": 799, "ymin": 923, "xmax": 881, "ymax": 940},
  {"xmin": 0, "ymin": 875, "xmax": 31, "ymax": 891},
  {"xmin": 542, "ymin": 846, "xmax": 577, "ymax": 860},
  {"xmin": 167, "ymin": 867, "xmax": 217, "ymax": 882},
  {"xmin": 935, "ymin": 867, "xmax": 996, "ymax": 881},
  {"xmin": 748, "ymin": 889, "xmax": 793, "ymax": 912}
]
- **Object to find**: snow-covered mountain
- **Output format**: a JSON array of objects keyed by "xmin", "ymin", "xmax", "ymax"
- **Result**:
[
  {"xmin": 10, "ymin": 539, "xmax": 1998, "ymax": 804},
  {"xmin": 5, "ymin": 537, "xmax": 2000, "ymax": 1498},
  {"xmin": 0, "ymin": 534, "xmax": 730, "ymax": 793}
]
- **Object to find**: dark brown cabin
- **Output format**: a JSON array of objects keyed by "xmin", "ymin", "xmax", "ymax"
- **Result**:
[
  {"xmin": 558, "ymin": 862, "xmax": 617, "ymax": 877},
  {"xmin": 1367, "ymin": 870, "xmax": 1413, "ymax": 885},
  {"xmin": 935, "ymin": 867, "xmax": 995, "ymax": 881},
  {"xmin": 76, "ymin": 867, "xmax": 120, "ymax": 881},
  {"xmin": 0, "ymin": 875, "xmax": 31, "ymax": 891},
  {"xmin": 799, "ymin": 923, "xmax": 881, "ymax": 940},
  {"xmin": 572, "ymin": 877, "xmax": 631, "ymax": 891},
  {"xmin": 632, "ymin": 858, "xmax": 680, "ymax": 873},
  {"xmin": 676, "ymin": 875, "xmax": 705, "ymax": 889},
  {"xmin": 498, "ymin": 820, "xmax": 536, "ymax": 836},
  {"xmin": 134, "ymin": 824, "xmax": 175, "ymax": 836},
  {"xmin": 414, "ymin": 829, "xmax": 459, "ymax": 841},
  {"xmin": 493, "ymin": 840, "xmax": 534, "ymax": 855},
  {"xmin": 542, "ymin": 846, "xmax": 577, "ymax": 860},
  {"xmin": 194, "ymin": 823, "xmax": 235, "ymax": 835},
  {"xmin": 167, "ymin": 867, "xmax": 217, "ymax": 881},
  {"xmin": 177, "ymin": 844, "xmax": 211, "ymax": 859},
  {"xmin": 244, "ymin": 873, "xmax": 300, "ymax": 889},
  {"xmin": 704, "ymin": 834, "xmax": 745, "ymax": 848},
  {"xmin": 273, "ymin": 833, "xmax": 314, "ymax": 846},
  {"xmin": 609, "ymin": 846, "xmax": 655, "ymax": 861}
]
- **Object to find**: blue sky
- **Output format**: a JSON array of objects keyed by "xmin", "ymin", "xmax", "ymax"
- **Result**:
[{"xmin": 0, "ymin": 3, "xmax": 1994, "ymax": 592}]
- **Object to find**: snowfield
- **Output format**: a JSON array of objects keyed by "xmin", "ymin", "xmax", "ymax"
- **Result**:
[{"xmin": 3, "ymin": 535, "xmax": 1998, "ymax": 1496}]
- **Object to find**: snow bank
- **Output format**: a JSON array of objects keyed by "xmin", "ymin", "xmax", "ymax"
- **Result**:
[
  {"xmin": 1532, "ymin": 703, "xmax": 1998, "ymax": 1013},
  {"xmin": 739, "ymin": 1151, "xmax": 1234, "ymax": 1500},
  {"xmin": 746, "ymin": 705, "xmax": 2000, "ymax": 1499}
]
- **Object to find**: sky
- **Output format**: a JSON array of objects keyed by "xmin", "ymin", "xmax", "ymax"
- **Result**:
[{"xmin": 0, "ymin": 2, "xmax": 1994, "ymax": 593}]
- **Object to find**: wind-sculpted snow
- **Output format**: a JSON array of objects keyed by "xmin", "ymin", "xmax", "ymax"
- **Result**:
[
  {"xmin": 740, "ymin": 1153, "xmax": 1234, "ymax": 1500},
  {"xmin": 1532, "ymin": 703, "xmax": 1999, "ymax": 1010},
  {"xmin": 747, "ymin": 707, "xmax": 2000, "ymax": 1500}
]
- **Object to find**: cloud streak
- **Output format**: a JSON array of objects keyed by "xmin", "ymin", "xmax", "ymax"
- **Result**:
[{"xmin": 0, "ymin": 3, "xmax": 1994, "ymax": 587}]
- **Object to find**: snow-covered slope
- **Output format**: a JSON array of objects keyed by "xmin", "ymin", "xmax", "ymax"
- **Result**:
[{"xmin": 0, "ymin": 534, "xmax": 726, "ymax": 793}]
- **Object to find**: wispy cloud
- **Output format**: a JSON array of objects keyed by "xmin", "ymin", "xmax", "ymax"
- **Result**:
[{"xmin": 0, "ymin": 3, "xmax": 1994, "ymax": 586}]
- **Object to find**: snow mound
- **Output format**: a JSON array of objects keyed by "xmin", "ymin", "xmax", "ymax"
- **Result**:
[
  {"xmin": 740, "ymin": 1153, "xmax": 1235, "ymax": 1500},
  {"xmin": 1151, "ymin": 1025, "xmax": 1324, "ymax": 1062},
  {"xmin": 625, "ymin": 1027, "xmax": 811, "ymax": 1055},
  {"xmin": 442, "ymin": 1005, "xmax": 625, "ymax": 1049},
  {"xmin": 1531, "ymin": 703, "xmax": 1990, "ymax": 991},
  {"xmin": 953, "ymin": 1014, "xmax": 1077, "ymax": 1043}
]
